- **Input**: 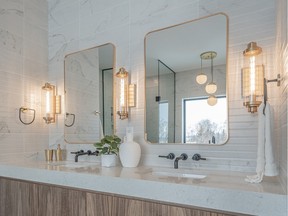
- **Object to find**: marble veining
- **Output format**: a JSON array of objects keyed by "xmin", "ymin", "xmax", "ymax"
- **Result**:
[
  {"xmin": 0, "ymin": 8, "xmax": 23, "ymax": 16},
  {"xmin": 0, "ymin": 121, "xmax": 10, "ymax": 140},
  {"xmin": 0, "ymin": 28, "xmax": 22, "ymax": 54},
  {"xmin": 80, "ymin": 2, "xmax": 129, "ymax": 36}
]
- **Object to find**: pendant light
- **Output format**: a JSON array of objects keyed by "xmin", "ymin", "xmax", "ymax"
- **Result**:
[
  {"xmin": 207, "ymin": 95, "xmax": 217, "ymax": 106},
  {"xmin": 196, "ymin": 57, "xmax": 207, "ymax": 84},
  {"xmin": 203, "ymin": 51, "xmax": 217, "ymax": 94}
]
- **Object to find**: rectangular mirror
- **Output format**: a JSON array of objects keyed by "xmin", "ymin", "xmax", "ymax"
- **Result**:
[
  {"xmin": 64, "ymin": 43, "xmax": 115, "ymax": 144},
  {"xmin": 145, "ymin": 13, "xmax": 228, "ymax": 145}
]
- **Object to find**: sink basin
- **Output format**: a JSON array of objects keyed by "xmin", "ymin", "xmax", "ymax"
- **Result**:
[{"xmin": 151, "ymin": 169, "xmax": 206, "ymax": 179}]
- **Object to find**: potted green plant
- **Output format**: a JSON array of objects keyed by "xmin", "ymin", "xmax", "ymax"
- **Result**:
[{"xmin": 94, "ymin": 135, "xmax": 121, "ymax": 167}]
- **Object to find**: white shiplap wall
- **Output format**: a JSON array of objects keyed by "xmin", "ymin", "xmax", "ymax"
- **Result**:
[
  {"xmin": 48, "ymin": 0, "xmax": 284, "ymax": 173},
  {"xmin": 0, "ymin": 0, "xmax": 49, "ymax": 162}
]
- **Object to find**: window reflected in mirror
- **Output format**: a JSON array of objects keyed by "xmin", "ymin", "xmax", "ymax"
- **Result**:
[
  {"xmin": 183, "ymin": 97, "xmax": 227, "ymax": 144},
  {"xmin": 64, "ymin": 43, "xmax": 115, "ymax": 144},
  {"xmin": 145, "ymin": 13, "xmax": 228, "ymax": 145}
]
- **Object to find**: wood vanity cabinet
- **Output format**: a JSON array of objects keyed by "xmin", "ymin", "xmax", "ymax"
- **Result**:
[
  {"xmin": 0, "ymin": 177, "xmax": 39, "ymax": 216},
  {"xmin": 0, "ymin": 177, "xmax": 247, "ymax": 216},
  {"xmin": 0, "ymin": 178, "xmax": 86, "ymax": 216}
]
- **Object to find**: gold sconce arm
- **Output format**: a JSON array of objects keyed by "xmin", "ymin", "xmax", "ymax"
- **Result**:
[{"xmin": 263, "ymin": 74, "xmax": 281, "ymax": 115}]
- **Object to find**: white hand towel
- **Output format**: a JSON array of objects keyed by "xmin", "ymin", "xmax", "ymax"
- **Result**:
[
  {"xmin": 263, "ymin": 102, "xmax": 278, "ymax": 176},
  {"xmin": 256, "ymin": 102, "xmax": 266, "ymax": 175},
  {"xmin": 245, "ymin": 102, "xmax": 278, "ymax": 183}
]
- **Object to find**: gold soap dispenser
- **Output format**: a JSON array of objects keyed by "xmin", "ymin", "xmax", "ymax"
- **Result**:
[{"xmin": 56, "ymin": 144, "xmax": 63, "ymax": 161}]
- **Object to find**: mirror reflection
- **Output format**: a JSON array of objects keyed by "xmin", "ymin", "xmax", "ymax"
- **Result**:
[
  {"xmin": 145, "ymin": 14, "xmax": 228, "ymax": 145},
  {"xmin": 64, "ymin": 43, "xmax": 114, "ymax": 144}
]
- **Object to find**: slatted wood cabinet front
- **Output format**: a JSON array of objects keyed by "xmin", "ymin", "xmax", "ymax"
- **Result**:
[{"xmin": 0, "ymin": 177, "xmax": 248, "ymax": 216}]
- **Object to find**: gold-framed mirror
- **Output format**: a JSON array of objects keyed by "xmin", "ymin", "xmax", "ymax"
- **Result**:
[
  {"xmin": 145, "ymin": 13, "xmax": 229, "ymax": 145},
  {"xmin": 64, "ymin": 43, "xmax": 115, "ymax": 144}
]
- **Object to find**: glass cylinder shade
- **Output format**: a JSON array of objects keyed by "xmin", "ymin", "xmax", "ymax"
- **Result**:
[
  {"xmin": 42, "ymin": 83, "xmax": 56, "ymax": 124},
  {"xmin": 207, "ymin": 95, "xmax": 217, "ymax": 106},
  {"xmin": 116, "ymin": 67, "xmax": 129, "ymax": 119},
  {"xmin": 242, "ymin": 42, "xmax": 264, "ymax": 113},
  {"xmin": 205, "ymin": 82, "xmax": 217, "ymax": 94},
  {"xmin": 196, "ymin": 73, "xmax": 207, "ymax": 84}
]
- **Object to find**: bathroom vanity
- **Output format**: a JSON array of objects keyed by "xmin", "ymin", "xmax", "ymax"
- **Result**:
[
  {"xmin": 0, "ymin": 177, "xmax": 240, "ymax": 216},
  {"xmin": 0, "ymin": 160, "xmax": 285, "ymax": 216}
]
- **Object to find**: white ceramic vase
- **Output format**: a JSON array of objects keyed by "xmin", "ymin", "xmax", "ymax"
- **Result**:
[
  {"xmin": 101, "ymin": 154, "xmax": 117, "ymax": 167},
  {"xmin": 119, "ymin": 127, "xmax": 141, "ymax": 167}
]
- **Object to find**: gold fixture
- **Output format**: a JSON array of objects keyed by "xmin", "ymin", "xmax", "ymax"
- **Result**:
[
  {"xmin": 45, "ymin": 149, "xmax": 53, "ymax": 161},
  {"xmin": 202, "ymin": 51, "xmax": 217, "ymax": 94},
  {"xmin": 42, "ymin": 82, "xmax": 61, "ymax": 124},
  {"xmin": 241, "ymin": 42, "xmax": 264, "ymax": 113},
  {"xmin": 115, "ymin": 67, "xmax": 136, "ymax": 120}
]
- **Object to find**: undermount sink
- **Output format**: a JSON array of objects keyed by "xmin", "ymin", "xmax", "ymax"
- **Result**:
[{"xmin": 150, "ymin": 168, "xmax": 207, "ymax": 179}]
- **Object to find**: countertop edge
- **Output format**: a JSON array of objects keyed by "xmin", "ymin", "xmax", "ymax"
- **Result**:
[{"xmin": 0, "ymin": 163, "xmax": 286, "ymax": 216}]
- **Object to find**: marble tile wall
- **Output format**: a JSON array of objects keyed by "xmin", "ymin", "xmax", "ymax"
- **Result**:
[
  {"xmin": 0, "ymin": 0, "xmax": 48, "ymax": 162},
  {"xmin": 47, "ymin": 0, "xmax": 285, "ymax": 174}
]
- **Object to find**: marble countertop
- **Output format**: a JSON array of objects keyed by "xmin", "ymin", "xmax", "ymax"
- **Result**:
[{"xmin": 0, "ymin": 160, "xmax": 286, "ymax": 216}]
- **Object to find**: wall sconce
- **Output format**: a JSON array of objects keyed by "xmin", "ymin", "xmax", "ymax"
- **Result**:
[
  {"xmin": 242, "ymin": 42, "xmax": 282, "ymax": 113},
  {"xmin": 42, "ymin": 83, "xmax": 61, "ymax": 124},
  {"xmin": 241, "ymin": 42, "xmax": 264, "ymax": 113},
  {"xmin": 115, "ymin": 67, "xmax": 136, "ymax": 120}
]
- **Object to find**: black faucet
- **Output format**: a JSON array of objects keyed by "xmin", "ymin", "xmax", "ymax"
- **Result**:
[
  {"xmin": 71, "ymin": 150, "xmax": 99, "ymax": 162},
  {"xmin": 174, "ymin": 153, "xmax": 188, "ymax": 169}
]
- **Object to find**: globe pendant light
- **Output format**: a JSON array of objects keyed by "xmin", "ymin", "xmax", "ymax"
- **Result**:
[
  {"xmin": 205, "ymin": 82, "xmax": 217, "ymax": 94},
  {"xmin": 202, "ymin": 51, "xmax": 217, "ymax": 94},
  {"xmin": 207, "ymin": 95, "xmax": 217, "ymax": 106},
  {"xmin": 196, "ymin": 57, "xmax": 207, "ymax": 84}
]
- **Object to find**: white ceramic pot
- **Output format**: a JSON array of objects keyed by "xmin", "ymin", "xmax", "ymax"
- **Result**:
[{"xmin": 101, "ymin": 154, "xmax": 117, "ymax": 167}]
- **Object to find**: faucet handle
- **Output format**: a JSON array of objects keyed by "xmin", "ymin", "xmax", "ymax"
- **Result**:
[
  {"xmin": 71, "ymin": 150, "xmax": 84, "ymax": 154},
  {"xmin": 192, "ymin": 153, "xmax": 206, "ymax": 161},
  {"xmin": 158, "ymin": 153, "xmax": 175, "ymax": 160},
  {"xmin": 180, "ymin": 153, "xmax": 188, "ymax": 160}
]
